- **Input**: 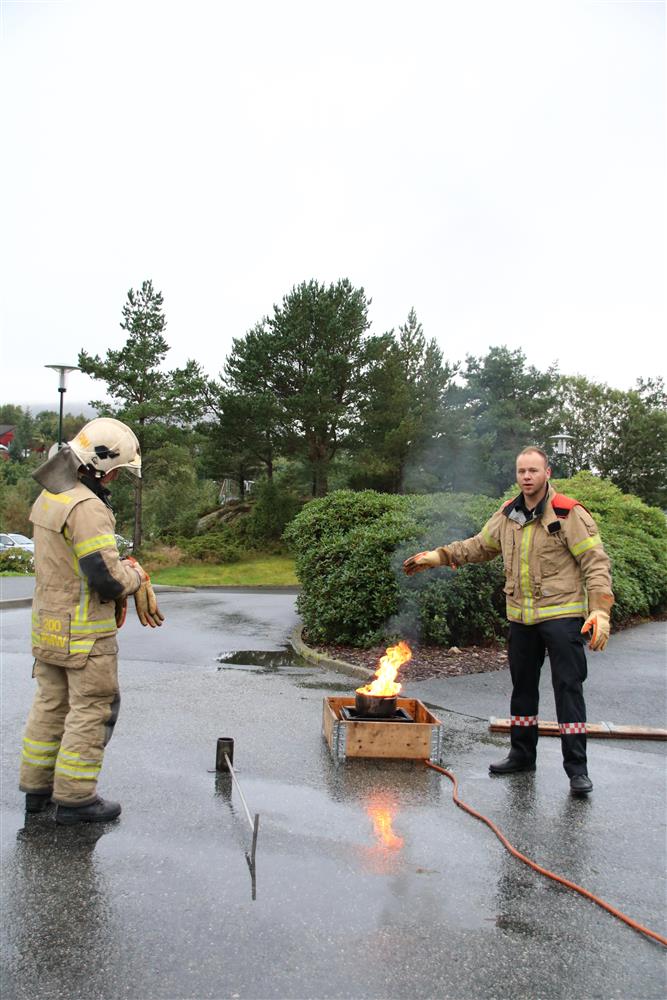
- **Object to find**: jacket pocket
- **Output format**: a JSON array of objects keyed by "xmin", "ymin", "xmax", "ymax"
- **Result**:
[
  {"xmin": 32, "ymin": 610, "xmax": 71, "ymax": 657},
  {"xmin": 540, "ymin": 536, "xmax": 570, "ymax": 577},
  {"xmin": 79, "ymin": 644, "xmax": 119, "ymax": 698}
]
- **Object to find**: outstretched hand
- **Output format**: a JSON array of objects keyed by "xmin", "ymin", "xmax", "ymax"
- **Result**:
[{"xmin": 403, "ymin": 549, "xmax": 457, "ymax": 576}]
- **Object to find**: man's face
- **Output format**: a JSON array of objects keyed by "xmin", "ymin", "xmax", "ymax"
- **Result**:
[{"xmin": 516, "ymin": 451, "xmax": 551, "ymax": 504}]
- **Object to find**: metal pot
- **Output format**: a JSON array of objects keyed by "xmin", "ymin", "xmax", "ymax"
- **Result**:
[{"xmin": 355, "ymin": 690, "xmax": 397, "ymax": 718}]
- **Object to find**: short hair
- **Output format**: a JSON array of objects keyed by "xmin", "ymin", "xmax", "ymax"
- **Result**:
[{"xmin": 516, "ymin": 446, "xmax": 550, "ymax": 467}]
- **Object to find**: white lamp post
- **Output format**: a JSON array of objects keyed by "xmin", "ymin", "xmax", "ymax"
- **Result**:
[
  {"xmin": 45, "ymin": 365, "xmax": 79, "ymax": 449},
  {"xmin": 549, "ymin": 431, "xmax": 574, "ymax": 476}
]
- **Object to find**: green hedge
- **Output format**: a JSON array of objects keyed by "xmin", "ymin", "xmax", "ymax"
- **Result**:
[
  {"xmin": 552, "ymin": 472, "xmax": 667, "ymax": 623},
  {"xmin": 0, "ymin": 548, "xmax": 34, "ymax": 575},
  {"xmin": 179, "ymin": 529, "xmax": 242, "ymax": 564},
  {"xmin": 285, "ymin": 475, "xmax": 667, "ymax": 647}
]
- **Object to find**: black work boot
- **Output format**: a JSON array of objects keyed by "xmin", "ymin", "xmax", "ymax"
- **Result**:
[
  {"xmin": 55, "ymin": 797, "xmax": 122, "ymax": 826},
  {"xmin": 489, "ymin": 755, "xmax": 536, "ymax": 775},
  {"xmin": 570, "ymin": 774, "xmax": 593, "ymax": 795},
  {"xmin": 25, "ymin": 792, "xmax": 53, "ymax": 814}
]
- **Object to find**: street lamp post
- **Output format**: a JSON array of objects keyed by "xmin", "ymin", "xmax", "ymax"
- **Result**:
[
  {"xmin": 45, "ymin": 365, "xmax": 79, "ymax": 450},
  {"xmin": 549, "ymin": 431, "xmax": 574, "ymax": 477}
]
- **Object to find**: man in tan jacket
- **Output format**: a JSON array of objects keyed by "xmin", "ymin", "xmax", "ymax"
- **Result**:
[
  {"xmin": 404, "ymin": 447, "xmax": 614, "ymax": 795},
  {"xmin": 19, "ymin": 418, "xmax": 164, "ymax": 824}
]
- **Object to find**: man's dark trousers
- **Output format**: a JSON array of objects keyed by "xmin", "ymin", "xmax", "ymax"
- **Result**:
[{"xmin": 508, "ymin": 618, "xmax": 588, "ymax": 776}]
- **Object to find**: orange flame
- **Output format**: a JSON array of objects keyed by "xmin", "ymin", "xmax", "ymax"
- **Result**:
[
  {"xmin": 367, "ymin": 803, "xmax": 404, "ymax": 851},
  {"xmin": 356, "ymin": 640, "xmax": 412, "ymax": 698}
]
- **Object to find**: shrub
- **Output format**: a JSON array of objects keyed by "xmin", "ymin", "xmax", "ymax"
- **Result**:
[
  {"xmin": 285, "ymin": 479, "xmax": 667, "ymax": 647},
  {"xmin": 246, "ymin": 478, "xmax": 301, "ymax": 544},
  {"xmin": 550, "ymin": 472, "xmax": 667, "ymax": 624},
  {"xmin": 0, "ymin": 548, "xmax": 34, "ymax": 575},
  {"xmin": 285, "ymin": 489, "xmax": 503, "ymax": 646},
  {"xmin": 140, "ymin": 543, "xmax": 186, "ymax": 573},
  {"xmin": 180, "ymin": 529, "xmax": 242, "ymax": 564}
]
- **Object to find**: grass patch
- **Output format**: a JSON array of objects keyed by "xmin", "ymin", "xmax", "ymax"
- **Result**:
[{"xmin": 151, "ymin": 554, "xmax": 299, "ymax": 587}]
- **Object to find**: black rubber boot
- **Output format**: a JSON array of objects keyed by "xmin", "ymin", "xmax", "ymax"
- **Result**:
[
  {"xmin": 25, "ymin": 792, "xmax": 53, "ymax": 814},
  {"xmin": 570, "ymin": 774, "xmax": 593, "ymax": 795},
  {"xmin": 489, "ymin": 755, "xmax": 536, "ymax": 775},
  {"xmin": 55, "ymin": 797, "xmax": 122, "ymax": 826}
]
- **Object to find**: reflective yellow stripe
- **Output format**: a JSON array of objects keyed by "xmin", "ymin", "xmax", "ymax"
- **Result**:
[
  {"xmin": 22, "ymin": 736, "xmax": 59, "ymax": 767},
  {"xmin": 22, "ymin": 755, "xmax": 57, "ymax": 768},
  {"xmin": 55, "ymin": 749, "xmax": 102, "ymax": 780},
  {"xmin": 75, "ymin": 576, "xmax": 90, "ymax": 626},
  {"xmin": 43, "ymin": 490, "xmax": 73, "ymax": 504},
  {"xmin": 507, "ymin": 602, "xmax": 586, "ymax": 622},
  {"xmin": 71, "ymin": 618, "xmax": 115, "ymax": 633},
  {"xmin": 22, "ymin": 735, "xmax": 59, "ymax": 766},
  {"xmin": 24, "ymin": 737, "xmax": 60, "ymax": 750},
  {"xmin": 520, "ymin": 524, "xmax": 536, "ymax": 624},
  {"xmin": 55, "ymin": 764, "xmax": 101, "ymax": 779},
  {"xmin": 570, "ymin": 534, "xmax": 601, "ymax": 557},
  {"xmin": 69, "ymin": 641, "xmax": 95, "ymax": 652},
  {"xmin": 537, "ymin": 603, "xmax": 586, "ymax": 619},
  {"xmin": 481, "ymin": 526, "xmax": 501, "ymax": 551},
  {"xmin": 73, "ymin": 533, "xmax": 116, "ymax": 558}
]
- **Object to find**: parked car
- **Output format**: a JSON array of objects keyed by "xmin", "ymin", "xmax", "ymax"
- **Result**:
[
  {"xmin": 0, "ymin": 533, "xmax": 14, "ymax": 550},
  {"xmin": 7, "ymin": 533, "xmax": 35, "ymax": 553},
  {"xmin": 114, "ymin": 533, "xmax": 133, "ymax": 555}
]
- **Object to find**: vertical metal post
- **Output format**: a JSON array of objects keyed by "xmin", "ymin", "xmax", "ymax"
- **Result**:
[
  {"xmin": 45, "ymin": 365, "xmax": 78, "ymax": 450},
  {"xmin": 58, "ymin": 388, "xmax": 65, "ymax": 449}
]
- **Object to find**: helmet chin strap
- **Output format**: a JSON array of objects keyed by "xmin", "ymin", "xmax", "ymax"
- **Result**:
[{"xmin": 79, "ymin": 468, "xmax": 113, "ymax": 509}]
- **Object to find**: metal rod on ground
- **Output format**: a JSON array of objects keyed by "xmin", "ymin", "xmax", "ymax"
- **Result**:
[{"xmin": 224, "ymin": 753, "xmax": 260, "ymax": 867}]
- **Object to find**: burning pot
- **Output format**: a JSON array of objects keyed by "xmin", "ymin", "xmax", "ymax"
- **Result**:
[
  {"xmin": 355, "ymin": 690, "xmax": 398, "ymax": 718},
  {"xmin": 354, "ymin": 640, "xmax": 412, "ymax": 718}
]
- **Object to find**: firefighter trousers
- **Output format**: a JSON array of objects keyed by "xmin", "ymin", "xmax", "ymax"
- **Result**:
[
  {"xmin": 19, "ymin": 641, "xmax": 120, "ymax": 806},
  {"xmin": 508, "ymin": 618, "xmax": 588, "ymax": 777}
]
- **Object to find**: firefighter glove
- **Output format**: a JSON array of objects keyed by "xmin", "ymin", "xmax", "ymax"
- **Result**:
[
  {"xmin": 115, "ymin": 598, "xmax": 127, "ymax": 629},
  {"xmin": 126, "ymin": 558, "xmax": 165, "ymax": 628},
  {"xmin": 403, "ymin": 547, "xmax": 453, "ymax": 576},
  {"xmin": 581, "ymin": 610, "xmax": 610, "ymax": 651}
]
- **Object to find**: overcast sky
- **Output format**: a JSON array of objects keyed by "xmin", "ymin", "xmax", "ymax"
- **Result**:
[{"xmin": 1, "ymin": 0, "xmax": 664, "ymax": 412}]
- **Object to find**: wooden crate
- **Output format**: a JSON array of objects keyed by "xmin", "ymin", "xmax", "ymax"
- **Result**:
[{"xmin": 322, "ymin": 696, "xmax": 444, "ymax": 762}]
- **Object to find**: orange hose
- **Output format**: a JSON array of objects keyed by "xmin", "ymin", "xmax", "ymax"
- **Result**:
[{"xmin": 424, "ymin": 760, "xmax": 667, "ymax": 948}]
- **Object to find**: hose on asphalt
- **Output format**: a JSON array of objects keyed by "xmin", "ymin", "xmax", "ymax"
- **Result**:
[{"xmin": 424, "ymin": 760, "xmax": 667, "ymax": 948}]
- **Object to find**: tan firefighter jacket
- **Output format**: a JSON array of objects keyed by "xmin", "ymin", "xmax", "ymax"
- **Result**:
[
  {"xmin": 438, "ymin": 484, "xmax": 614, "ymax": 625},
  {"xmin": 29, "ymin": 482, "xmax": 142, "ymax": 667}
]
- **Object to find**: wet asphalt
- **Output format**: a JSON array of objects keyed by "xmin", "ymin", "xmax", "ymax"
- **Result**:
[{"xmin": 1, "ymin": 586, "xmax": 666, "ymax": 1000}]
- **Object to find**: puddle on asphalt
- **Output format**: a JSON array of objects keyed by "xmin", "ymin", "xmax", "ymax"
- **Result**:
[{"xmin": 215, "ymin": 648, "xmax": 313, "ymax": 674}]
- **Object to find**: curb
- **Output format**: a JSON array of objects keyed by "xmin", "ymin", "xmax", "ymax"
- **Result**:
[
  {"xmin": 289, "ymin": 626, "xmax": 374, "ymax": 683},
  {"xmin": 189, "ymin": 585, "xmax": 301, "ymax": 594},
  {"xmin": 0, "ymin": 583, "xmax": 195, "ymax": 611},
  {"xmin": 152, "ymin": 585, "xmax": 196, "ymax": 593}
]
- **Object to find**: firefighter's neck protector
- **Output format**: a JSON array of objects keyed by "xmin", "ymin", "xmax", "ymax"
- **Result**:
[{"xmin": 32, "ymin": 445, "xmax": 83, "ymax": 493}]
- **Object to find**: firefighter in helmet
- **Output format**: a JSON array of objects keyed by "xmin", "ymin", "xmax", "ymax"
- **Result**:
[{"xmin": 19, "ymin": 417, "xmax": 164, "ymax": 824}]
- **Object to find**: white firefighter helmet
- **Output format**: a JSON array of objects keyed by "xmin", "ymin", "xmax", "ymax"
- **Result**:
[{"xmin": 69, "ymin": 418, "xmax": 142, "ymax": 479}]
